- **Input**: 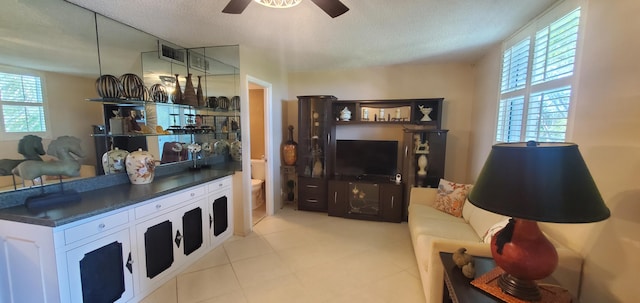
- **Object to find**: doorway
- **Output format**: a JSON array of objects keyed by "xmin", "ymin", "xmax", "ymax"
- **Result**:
[{"xmin": 247, "ymin": 77, "xmax": 274, "ymax": 227}]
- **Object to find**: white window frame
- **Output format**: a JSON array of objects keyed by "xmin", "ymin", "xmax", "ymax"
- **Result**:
[
  {"xmin": 0, "ymin": 65, "xmax": 52, "ymax": 141},
  {"xmin": 495, "ymin": 0, "xmax": 585, "ymax": 143}
]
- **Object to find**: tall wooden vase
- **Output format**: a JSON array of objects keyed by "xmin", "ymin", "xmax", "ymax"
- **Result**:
[
  {"xmin": 172, "ymin": 74, "xmax": 182, "ymax": 104},
  {"xmin": 196, "ymin": 76, "xmax": 204, "ymax": 107},
  {"xmin": 183, "ymin": 74, "xmax": 198, "ymax": 107},
  {"xmin": 282, "ymin": 125, "xmax": 298, "ymax": 166}
]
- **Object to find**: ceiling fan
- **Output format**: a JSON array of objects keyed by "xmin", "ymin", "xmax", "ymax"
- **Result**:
[{"xmin": 222, "ymin": 0, "xmax": 349, "ymax": 18}]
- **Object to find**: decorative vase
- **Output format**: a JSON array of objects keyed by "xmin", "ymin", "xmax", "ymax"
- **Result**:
[
  {"xmin": 172, "ymin": 74, "xmax": 182, "ymax": 104},
  {"xmin": 125, "ymin": 148, "xmax": 155, "ymax": 184},
  {"xmin": 417, "ymin": 154, "xmax": 428, "ymax": 176},
  {"xmin": 183, "ymin": 74, "xmax": 197, "ymax": 106},
  {"xmin": 95, "ymin": 75, "xmax": 122, "ymax": 99},
  {"xmin": 207, "ymin": 96, "xmax": 218, "ymax": 109},
  {"xmin": 230, "ymin": 140, "xmax": 242, "ymax": 162},
  {"xmin": 150, "ymin": 84, "xmax": 168, "ymax": 103},
  {"xmin": 101, "ymin": 147, "xmax": 129, "ymax": 175},
  {"xmin": 286, "ymin": 180, "xmax": 295, "ymax": 201},
  {"xmin": 339, "ymin": 107, "xmax": 351, "ymax": 121},
  {"xmin": 196, "ymin": 76, "xmax": 204, "ymax": 107},
  {"xmin": 312, "ymin": 157, "xmax": 323, "ymax": 177},
  {"xmin": 282, "ymin": 125, "xmax": 297, "ymax": 166},
  {"xmin": 230, "ymin": 96, "xmax": 240, "ymax": 111},
  {"xmin": 119, "ymin": 73, "xmax": 144, "ymax": 99}
]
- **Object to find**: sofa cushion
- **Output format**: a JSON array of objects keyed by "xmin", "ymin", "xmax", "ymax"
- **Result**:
[
  {"xmin": 408, "ymin": 203, "xmax": 466, "ymax": 223},
  {"xmin": 409, "ymin": 218, "xmax": 481, "ymax": 243},
  {"xmin": 433, "ymin": 179, "xmax": 472, "ymax": 217},
  {"xmin": 461, "ymin": 198, "xmax": 476, "ymax": 223},
  {"xmin": 468, "ymin": 207, "xmax": 509, "ymax": 239}
]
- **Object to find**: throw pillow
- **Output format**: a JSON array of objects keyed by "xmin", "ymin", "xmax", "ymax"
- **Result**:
[
  {"xmin": 483, "ymin": 218, "xmax": 512, "ymax": 243},
  {"xmin": 433, "ymin": 179, "xmax": 473, "ymax": 217}
]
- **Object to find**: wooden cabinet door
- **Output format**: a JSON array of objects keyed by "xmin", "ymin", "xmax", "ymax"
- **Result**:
[
  {"xmin": 328, "ymin": 180, "xmax": 348, "ymax": 217},
  {"xmin": 66, "ymin": 228, "xmax": 134, "ymax": 303},
  {"xmin": 380, "ymin": 183, "xmax": 403, "ymax": 223}
]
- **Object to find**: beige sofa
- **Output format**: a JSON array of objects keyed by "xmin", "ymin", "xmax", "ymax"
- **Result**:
[{"xmin": 408, "ymin": 187, "xmax": 583, "ymax": 303}]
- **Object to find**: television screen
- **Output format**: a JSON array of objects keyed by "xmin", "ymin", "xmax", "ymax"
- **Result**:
[{"xmin": 335, "ymin": 140, "xmax": 398, "ymax": 178}]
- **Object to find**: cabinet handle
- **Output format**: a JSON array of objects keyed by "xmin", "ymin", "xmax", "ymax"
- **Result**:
[
  {"xmin": 334, "ymin": 192, "xmax": 337, "ymax": 204},
  {"xmin": 327, "ymin": 133, "xmax": 331, "ymax": 144},
  {"xmin": 306, "ymin": 185, "xmax": 319, "ymax": 188},
  {"xmin": 391, "ymin": 196, "xmax": 395, "ymax": 208},
  {"xmin": 175, "ymin": 230, "xmax": 183, "ymax": 247},
  {"xmin": 209, "ymin": 214, "xmax": 213, "ymax": 228},
  {"xmin": 405, "ymin": 145, "xmax": 408, "ymax": 158},
  {"xmin": 126, "ymin": 252, "xmax": 133, "ymax": 274},
  {"xmin": 98, "ymin": 223, "xmax": 106, "ymax": 229},
  {"xmin": 190, "ymin": 193, "xmax": 195, "ymax": 197},
  {"xmin": 307, "ymin": 199, "xmax": 319, "ymax": 203},
  {"xmin": 155, "ymin": 204, "xmax": 162, "ymax": 209}
]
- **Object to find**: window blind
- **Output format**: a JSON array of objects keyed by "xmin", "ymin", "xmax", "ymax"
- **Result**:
[
  {"xmin": 496, "ymin": 6, "xmax": 581, "ymax": 143},
  {"xmin": 0, "ymin": 71, "xmax": 47, "ymax": 133}
]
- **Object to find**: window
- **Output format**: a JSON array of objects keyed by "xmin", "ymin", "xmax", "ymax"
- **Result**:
[
  {"xmin": 0, "ymin": 68, "xmax": 48, "ymax": 139},
  {"xmin": 496, "ymin": 5, "xmax": 582, "ymax": 143}
]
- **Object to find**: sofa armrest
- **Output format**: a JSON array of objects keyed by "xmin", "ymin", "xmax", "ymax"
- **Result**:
[{"xmin": 409, "ymin": 187, "xmax": 438, "ymax": 207}]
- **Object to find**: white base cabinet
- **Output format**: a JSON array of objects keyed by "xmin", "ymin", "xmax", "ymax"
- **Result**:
[{"xmin": 0, "ymin": 176, "xmax": 233, "ymax": 303}]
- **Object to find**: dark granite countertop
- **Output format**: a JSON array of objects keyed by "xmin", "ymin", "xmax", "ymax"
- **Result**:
[{"xmin": 0, "ymin": 164, "xmax": 236, "ymax": 227}]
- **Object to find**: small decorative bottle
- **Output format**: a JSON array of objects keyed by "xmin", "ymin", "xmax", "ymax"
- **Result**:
[
  {"xmin": 172, "ymin": 74, "xmax": 182, "ymax": 104},
  {"xmin": 282, "ymin": 125, "xmax": 297, "ymax": 166},
  {"xmin": 196, "ymin": 75, "xmax": 204, "ymax": 107}
]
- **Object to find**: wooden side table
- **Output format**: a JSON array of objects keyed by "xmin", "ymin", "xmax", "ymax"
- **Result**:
[
  {"xmin": 440, "ymin": 252, "xmax": 577, "ymax": 303},
  {"xmin": 440, "ymin": 252, "xmax": 498, "ymax": 303}
]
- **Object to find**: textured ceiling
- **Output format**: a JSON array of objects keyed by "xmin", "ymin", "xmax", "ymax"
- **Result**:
[{"xmin": 61, "ymin": 0, "xmax": 557, "ymax": 72}]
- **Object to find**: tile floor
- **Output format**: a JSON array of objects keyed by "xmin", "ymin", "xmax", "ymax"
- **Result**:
[{"xmin": 140, "ymin": 206, "xmax": 425, "ymax": 303}]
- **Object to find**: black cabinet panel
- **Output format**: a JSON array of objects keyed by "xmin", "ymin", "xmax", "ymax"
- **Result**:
[
  {"xmin": 213, "ymin": 196, "xmax": 228, "ymax": 236},
  {"xmin": 144, "ymin": 220, "xmax": 174, "ymax": 279},
  {"xmin": 79, "ymin": 241, "xmax": 125, "ymax": 303},
  {"xmin": 182, "ymin": 207, "xmax": 203, "ymax": 256}
]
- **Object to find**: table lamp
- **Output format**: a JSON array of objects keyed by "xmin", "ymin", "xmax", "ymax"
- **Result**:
[{"xmin": 468, "ymin": 141, "xmax": 610, "ymax": 301}]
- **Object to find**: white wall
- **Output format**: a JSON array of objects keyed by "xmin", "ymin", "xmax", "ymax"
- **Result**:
[
  {"xmin": 288, "ymin": 63, "xmax": 476, "ymax": 183},
  {"xmin": 469, "ymin": 0, "xmax": 640, "ymax": 301},
  {"xmin": 237, "ymin": 46, "xmax": 288, "ymax": 235}
]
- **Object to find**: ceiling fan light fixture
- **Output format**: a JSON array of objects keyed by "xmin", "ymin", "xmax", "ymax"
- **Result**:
[{"xmin": 254, "ymin": 0, "xmax": 302, "ymax": 8}]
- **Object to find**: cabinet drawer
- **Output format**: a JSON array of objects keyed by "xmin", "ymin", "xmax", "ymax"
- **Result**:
[
  {"xmin": 298, "ymin": 178, "xmax": 325, "ymax": 196},
  {"xmin": 207, "ymin": 177, "xmax": 232, "ymax": 193},
  {"xmin": 64, "ymin": 211, "xmax": 129, "ymax": 245},
  {"xmin": 135, "ymin": 186, "xmax": 206, "ymax": 219}
]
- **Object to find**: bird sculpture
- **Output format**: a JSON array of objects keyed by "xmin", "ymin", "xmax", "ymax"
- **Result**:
[
  {"xmin": 452, "ymin": 247, "xmax": 473, "ymax": 268},
  {"xmin": 462, "ymin": 261, "xmax": 476, "ymax": 279}
]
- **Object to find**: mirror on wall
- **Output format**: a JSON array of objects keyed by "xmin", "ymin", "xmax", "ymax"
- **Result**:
[{"xmin": 0, "ymin": 0, "xmax": 240, "ymax": 192}]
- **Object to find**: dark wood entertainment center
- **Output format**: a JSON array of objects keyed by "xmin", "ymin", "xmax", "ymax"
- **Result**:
[{"xmin": 296, "ymin": 95, "xmax": 447, "ymax": 222}]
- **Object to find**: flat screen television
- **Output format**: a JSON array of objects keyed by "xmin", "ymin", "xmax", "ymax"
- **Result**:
[{"xmin": 334, "ymin": 140, "xmax": 398, "ymax": 178}]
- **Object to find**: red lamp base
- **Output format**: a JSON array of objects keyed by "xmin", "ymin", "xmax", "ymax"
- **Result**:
[{"xmin": 491, "ymin": 218, "xmax": 559, "ymax": 301}]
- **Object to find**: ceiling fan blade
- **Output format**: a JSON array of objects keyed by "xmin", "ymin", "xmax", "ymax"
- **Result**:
[
  {"xmin": 309, "ymin": 0, "xmax": 349, "ymax": 18},
  {"xmin": 222, "ymin": 0, "xmax": 253, "ymax": 14}
]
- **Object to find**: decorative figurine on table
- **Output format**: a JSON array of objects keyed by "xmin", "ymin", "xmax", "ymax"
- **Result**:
[
  {"xmin": 418, "ymin": 105, "xmax": 433, "ymax": 122},
  {"xmin": 187, "ymin": 143, "xmax": 202, "ymax": 169},
  {"xmin": 0, "ymin": 135, "xmax": 45, "ymax": 176},
  {"xmin": 414, "ymin": 134, "xmax": 430, "ymax": 176},
  {"xmin": 12, "ymin": 136, "xmax": 84, "ymax": 184},
  {"xmin": 12, "ymin": 136, "xmax": 85, "ymax": 208}
]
